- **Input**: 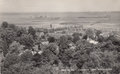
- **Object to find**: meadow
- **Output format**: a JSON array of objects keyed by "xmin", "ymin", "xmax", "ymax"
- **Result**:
[{"xmin": 0, "ymin": 12, "xmax": 120, "ymax": 30}]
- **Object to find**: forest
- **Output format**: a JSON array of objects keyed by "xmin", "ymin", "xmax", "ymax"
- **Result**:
[{"xmin": 0, "ymin": 21, "xmax": 120, "ymax": 74}]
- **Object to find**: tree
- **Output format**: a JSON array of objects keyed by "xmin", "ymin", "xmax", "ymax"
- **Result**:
[
  {"xmin": 42, "ymin": 43, "xmax": 59, "ymax": 63},
  {"xmin": 59, "ymin": 49, "xmax": 73, "ymax": 67},
  {"xmin": 20, "ymin": 50, "xmax": 33, "ymax": 62},
  {"xmin": 8, "ymin": 24, "xmax": 17, "ymax": 31},
  {"xmin": 97, "ymin": 35, "xmax": 105, "ymax": 42},
  {"xmin": 3, "ymin": 53, "xmax": 20, "ymax": 68},
  {"xmin": 9, "ymin": 41, "xmax": 21, "ymax": 54},
  {"xmin": 72, "ymin": 51, "xmax": 90, "ymax": 69},
  {"xmin": 0, "ymin": 39, "xmax": 8, "ymax": 56},
  {"xmin": 2, "ymin": 59, "xmax": 34, "ymax": 74},
  {"xmin": 1, "ymin": 28, "xmax": 16, "ymax": 45},
  {"xmin": 95, "ymin": 29, "xmax": 102, "ymax": 37},
  {"xmin": 72, "ymin": 32, "xmax": 81, "ymax": 43},
  {"xmin": 82, "ymin": 34, "xmax": 88, "ymax": 40},
  {"xmin": 85, "ymin": 28, "xmax": 95, "ymax": 39},
  {"xmin": 16, "ymin": 27, "xmax": 27, "ymax": 37},
  {"xmin": 0, "ymin": 28, "xmax": 17, "ymax": 56},
  {"xmin": 47, "ymin": 36, "xmax": 55, "ymax": 43},
  {"xmin": 72, "ymin": 32, "xmax": 82, "ymax": 37},
  {"xmin": 1, "ymin": 21, "xmax": 9, "ymax": 28},
  {"xmin": 28, "ymin": 26, "xmax": 36, "ymax": 39},
  {"xmin": 107, "ymin": 35, "xmax": 120, "ymax": 46},
  {"xmin": 32, "ymin": 44, "xmax": 58, "ymax": 67},
  {"xmin": 71, "ymin": 39, "xmax": 98, "ymax": 70},
  {"xmin": 17, "ymin": 34, "xmax": 34, "ymax": 49},
  {"xmin": 67, "ymin": 35, "xmax": 73, "ymax": 42},
  {"xmin": 58, "ymin": 35, "xmax": 69, "ymax": 50},
  {"xmin": 2, "ymin": 48, "xmax": 34, "ymax": 74},
  {"xmin": 32, "ymin": 64, "xmax": 52, "ymax": 74}
]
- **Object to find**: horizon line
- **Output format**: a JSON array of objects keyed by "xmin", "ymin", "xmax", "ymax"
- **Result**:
[{"xmin": 0, "ymin": 11, "xmax": 120, "ymax": 14}]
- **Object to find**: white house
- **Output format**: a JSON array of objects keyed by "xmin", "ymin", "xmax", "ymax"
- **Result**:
[{"xmin": 87, "ymin": 37, "xmax": 98, "ymax": 45}]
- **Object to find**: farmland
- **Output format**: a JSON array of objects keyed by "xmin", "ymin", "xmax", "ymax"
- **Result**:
[{"xmin": 0, "ymin": 12, "xmax": 120, "ymax": 30}]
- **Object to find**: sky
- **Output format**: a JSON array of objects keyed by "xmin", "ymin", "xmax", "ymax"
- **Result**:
[{"xmin": 0, "ymin": 0, "xmax": 120, "ymax": 13}]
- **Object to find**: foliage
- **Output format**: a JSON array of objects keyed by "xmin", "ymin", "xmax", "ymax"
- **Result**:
[
  {"xmin": 0, "ymin": 28, "xmax": 17, "ymax": 56},
  {"xmin": 59, "ymin": 49, "xmax": 73, "ymax": 67},
  {"xmin": 85, "ymin": 28, "xmax": 94, "ymax": 39},
  {"xmin": 8, "ymin": 24, "xmax": 18, "ymax": 31},
  {"xmin": 72, "ymin": 32, "xmax": 80, "ymax": 43},
  {"xmin": 95, "ymin": 29, "xmax": 102, "ymax": 36},
  {"xmin": 48, "ymin": 36, "xmax": 55, "ymax": 43},
  {"xmin": 28, "ymin": 26, "xmax": 36, "ymax": 38},
  {"xmin": 2, "ymin": 61, "xmax": 34, "ymax": 74},
  {"xmin": 1, "ymin": 21, "xmax": 9, "ymax": 29},
  {"xmin": 20, "ymin": 50, "xmax": 33, "ymax": 62},
  {"xmin": 1, "ymin": 22, "xmax": 120, "ymax": 74},
  {"xmin": 1, "ymin": 28, "xmax": 16, "ymax": 45},
  {"xmin": 3, "ymin": 53, "xmax": 20, "ymax": 68},
  {"xmin": 58, "ymin": 35, "xmax": 69, "ymax": 50},
  {"xmin": 17, "ymin": 34, "xmax": 34, "ymax": 49},
  {"xmin": 0, "ymin": 39, "xmax": 8, "ymax": 56},
  {"xmin": 16, "ymin": 27, "xmax": 27, "ymax": 37}
]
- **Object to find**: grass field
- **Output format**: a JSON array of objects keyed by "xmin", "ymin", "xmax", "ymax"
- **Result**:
[{"xmin": 0, "ymin": 12, "xmax": 120, "ymax": 30}]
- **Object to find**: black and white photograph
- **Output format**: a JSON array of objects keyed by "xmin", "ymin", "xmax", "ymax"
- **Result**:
[{"xmin": 0, "ymin": 0, "xmax": 120, "ymax": 74}]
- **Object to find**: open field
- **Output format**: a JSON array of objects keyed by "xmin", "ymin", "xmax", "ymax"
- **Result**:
[{"xmin": 0, "ymin": 12, "xmax": 120, "ymax": 31}]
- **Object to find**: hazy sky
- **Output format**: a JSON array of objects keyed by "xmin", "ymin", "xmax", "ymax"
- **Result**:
[{"xmin": 0, "ymin": 0, "xmax": 120, "ymax": 12}]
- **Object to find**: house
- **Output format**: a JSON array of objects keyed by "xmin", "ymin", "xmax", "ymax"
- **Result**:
[
  {"xmin": 68, "ymin": 42, "xmax": 76, "ymax": 50},
  {"xmin": 87, "ymin": 37, "xmax": 98, "ymax": 45},
  {"xmin": 100, "ymin": 32, "xmax": 110, "ymax": 38},
  {"xmin": 41, "ymin": 41, "xmax": 49, "ymax": 45}
]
